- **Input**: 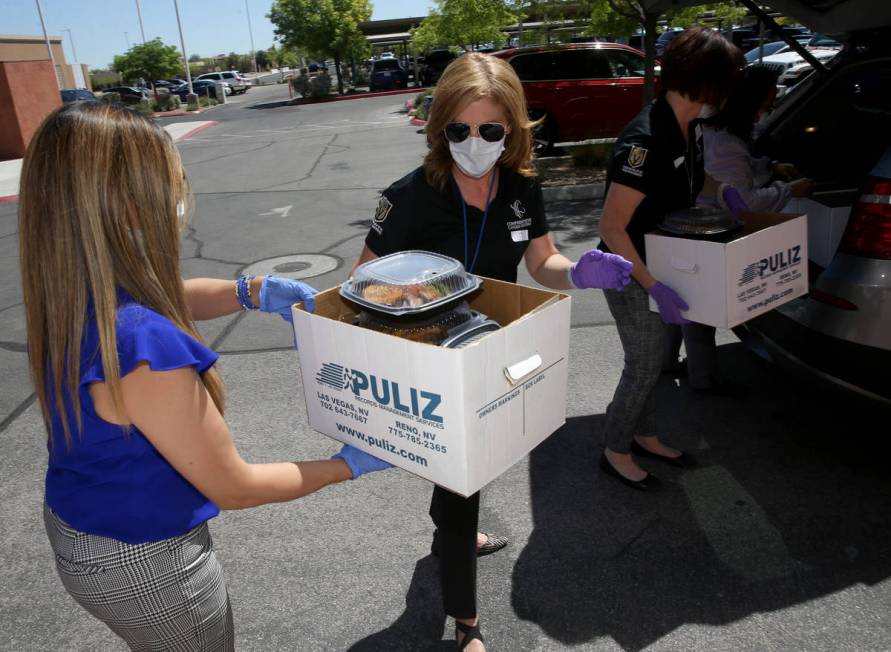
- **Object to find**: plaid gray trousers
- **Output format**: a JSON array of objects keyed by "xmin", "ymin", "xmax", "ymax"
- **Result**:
[
  {"xmin": 602, "ymin": 281, "xmax": 665, "ymax": 453},
  {"xmin": 44, "ymin": 505, "xmax": 234, "ymax": 651}
]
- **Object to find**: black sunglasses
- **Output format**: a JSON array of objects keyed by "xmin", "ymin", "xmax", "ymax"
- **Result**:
[{"xmin": 444, "ymin": 122, "xmax": 506, "ymax": 144}]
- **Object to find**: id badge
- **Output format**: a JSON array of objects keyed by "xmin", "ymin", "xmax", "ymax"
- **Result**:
[{"xmin": 511, "ymin": 229, "xmax": 529, "ymax": 243}]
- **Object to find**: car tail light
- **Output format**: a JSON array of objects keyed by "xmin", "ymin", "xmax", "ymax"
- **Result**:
[{"xmin": 838, "ymin": 177, "xmax": 891, "ymax": 260}]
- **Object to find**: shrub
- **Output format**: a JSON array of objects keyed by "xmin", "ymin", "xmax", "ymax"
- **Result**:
[
  {"xmin": 151, "ymin": 94, "xmax": 182, "ymax": 112},
  {"xmin": 291, "ymin": 69, "xmax": 332, "ymax": 99},
  {"xmin": 414, "ymin": 90, "xmax": 434, "ymax": 121}
]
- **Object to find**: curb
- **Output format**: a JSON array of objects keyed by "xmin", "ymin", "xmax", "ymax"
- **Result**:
[
  {"xmin": 0, "ymin": 195, "xmax": 17, "ymax": 203},
  {"xmin": 174, "ymin": 121, "xmax": 219, "ymax": 141},
  {"xmin": 409, "ymin": 117, "xmax": 427, "ymax": 127},
  {"xmin": 290, "ymin": 86, "xmax": 428, "ymax": 106},
  {"xmin": 542, "ymin": 181, "xmax": 605, "ymax": 202}
]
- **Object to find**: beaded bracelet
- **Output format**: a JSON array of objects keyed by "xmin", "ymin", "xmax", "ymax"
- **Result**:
[{"xmin": 235, "ymin": 274, "xmax": 257, "ymax": 311}]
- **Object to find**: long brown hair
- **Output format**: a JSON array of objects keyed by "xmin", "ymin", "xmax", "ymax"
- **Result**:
[
  {"xmin": 424, "ymin": 52, "xmax": 539, "ymax": 191},
  {"xmin": 19, "ymin": 102, "xmax": 224, "ymax": 447}
]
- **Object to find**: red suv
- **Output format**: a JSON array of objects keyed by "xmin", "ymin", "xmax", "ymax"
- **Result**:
[{"xmin": 492, "ymin": 43, "xmax": 654, "ymax": 150}]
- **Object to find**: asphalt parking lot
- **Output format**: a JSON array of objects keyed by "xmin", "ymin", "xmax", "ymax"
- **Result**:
[{"xmin": 1, "ymin": 84, "xmax": 889, "ymax": 651}]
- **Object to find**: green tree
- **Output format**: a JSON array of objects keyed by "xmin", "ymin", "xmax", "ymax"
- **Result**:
[
  {"xmin": 412, "ymin": 0, "xmax": 515, "ymax": 52},
  {"xmin": 588, "ymin": 1, "xmax": 746, "ymax": 105},
  {"xmin": 112, "ymin": 38, "xmax": 183, "ymax": 99},
  {"xmin": 269, "ymin": 0, "xmax": 372, "ymax": 95}
]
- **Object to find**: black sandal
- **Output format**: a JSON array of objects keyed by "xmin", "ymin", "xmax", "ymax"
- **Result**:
[
  {"xmin": 431, "ymin": 530, "xmax": 509, "ymax": 558},
  {"xmin": 455, "ymin": 619, "xmax": 484, "ymax": 650}
]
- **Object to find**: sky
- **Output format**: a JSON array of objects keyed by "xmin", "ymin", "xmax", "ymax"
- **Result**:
[{"xmin": 2, "ymin": 0, "xmax": 431, "ymax": 70}]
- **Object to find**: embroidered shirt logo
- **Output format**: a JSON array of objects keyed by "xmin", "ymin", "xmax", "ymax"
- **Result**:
[
  {"xmin": 374, "ymin": 196, "xmax": 393, "ymax": 223},
  {"xmin": 510, "ymin": 200, "xmax": 526, "ymax": 220},
  {"xmin": 627, "ymin": 145, "xmax": 648, "ymax": 168},
  {"xmin": 371, "ymin": 195, "xmax": 393, "ymax": 234}
]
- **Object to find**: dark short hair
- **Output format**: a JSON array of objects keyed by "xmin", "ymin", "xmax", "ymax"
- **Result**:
[
  {"xmin": 709, "ymin": 64, "xmax": 781, "ymax": 143},
  {"xmin": 660, "ymin": 27, "xmax": 744, "ymax": 106}
]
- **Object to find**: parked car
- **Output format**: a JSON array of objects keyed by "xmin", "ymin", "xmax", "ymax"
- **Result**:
[
  {"xmin": 756, "ymin": 47, "xmax": 840, "ymax": 94},
  {"xmin": 172, "ymin": 80, "xmax": 221, "ymax": 100},
  {"xmin": 369, "ymin": 58, "xmax": 408, "ymax": 92},
  {"xmin": 61, "ymin": 88, "xmax": 97, "ymax": 103},
  {"xmin": 722, "ymin": 27, "xmax": 760, "ymax": 49},
  {"xmin": 101, "ymin": 86, "xmax": 149, "ymax": 104},
  {"xmin": 196, "ymin": 71, "xmax": 249, "ymax": 94},
  {"xmin": 492, "ymin": 43, "xmax": 655, "ymax": 152},
  {"xmin": 733, "ymin": 0, "xmax": 891, "ymax": 404},
  {"xmin": 421, "ymin": 49, "xmax": 457, "ymax": 86},
  {"xmin": 655, "ymin": 28, "xmax": 684, "ymax": 56},
  {"xmin": 744, "ymin": 40, "xmax": 793, "ymax": 64}
]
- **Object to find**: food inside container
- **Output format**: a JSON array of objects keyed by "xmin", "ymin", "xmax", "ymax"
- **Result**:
[
  {"xmin": 341, "ymin": 250, "xmax": 481, "ymax": 316},
  {"xmin": 352, "ymin": 301, "xmax": 487, "ymax": 345},
  {"xmin": 659, "ymin": 206, "xmax": 743, "ymax": 239}
]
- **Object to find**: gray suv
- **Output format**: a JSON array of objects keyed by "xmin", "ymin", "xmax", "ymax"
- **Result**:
[
  {"xmin": 196, "ymin": 71, "xmax": 249, "ymax": 94},
  {"xmin": 734, "ymin": 0, "xmax": 891, "ymax": 404}
]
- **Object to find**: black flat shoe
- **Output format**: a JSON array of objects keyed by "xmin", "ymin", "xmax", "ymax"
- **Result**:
[
  {"xmin": 455, "ymin": 619, "xmax": 484, "ymax": 651},
  {"xmin": 631, "ymin": 440, "xmax": 697, "ymax": 469},
  {"xmin": 431, "ymin": 530, "xmax": 509, "ymax": 558},
  {"xmin": 598, "ymin": 453, "xmax": 660, "ymax": 491}
]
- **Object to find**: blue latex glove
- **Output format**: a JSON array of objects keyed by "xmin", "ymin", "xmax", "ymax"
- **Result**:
[
  {"xmin": 332, "ymin": 444, "xmax": 393, "ymax": 479},
  {"xmin": 721, "ymin": 185, "xmax": 749, "ymax": 220},
  {"xmin": 647, "ymin": 282, "xmax": 689, "ymax": 325},
  {"xmin": 570, "ymin": 249, "xmax": 633, "ymax": 290},
  {"xmin": 259, "ymin": 275, "xmax": 317, "ymax": 322}
]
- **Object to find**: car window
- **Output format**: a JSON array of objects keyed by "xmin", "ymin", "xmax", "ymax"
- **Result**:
[
  {"xmin": 555, "ymin": 49, "xmax": 612, "ymax": 80},
  {"xmin": 222, "ymin": 72, "xmax": 236, "ymax": 79},
  {"xmin": 509, "ymin": 52, "xmax": 558, "ymax": 81},
  {"xmin": 374, "ymin": 60, "xmax": 401, "ymax": 71},
  {"xmin": 607, "ymin": 50, "xmax": 645, "ymax": 77}
]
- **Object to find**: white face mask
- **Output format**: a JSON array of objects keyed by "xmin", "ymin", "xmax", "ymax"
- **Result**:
[{"xmin": 449, "ymin": 136, "xmax": 506, "ymax": 178}]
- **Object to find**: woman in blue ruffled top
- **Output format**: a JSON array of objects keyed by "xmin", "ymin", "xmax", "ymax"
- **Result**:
[{"xmin": 18, "ymin": 101, "xmax": 391, "ymax": 651}]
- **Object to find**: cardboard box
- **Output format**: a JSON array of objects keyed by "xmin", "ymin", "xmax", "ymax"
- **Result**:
[
  {"xmin": 644, "ymin": 213, "xmax": 809, "ymax": 328},
  {"xmin": 784, "ymin": 190, "xmax": 856, "ymax": 268},
  {"xmin": 291, "ymin": 278, "xmax": 571, "ymax": 497}
]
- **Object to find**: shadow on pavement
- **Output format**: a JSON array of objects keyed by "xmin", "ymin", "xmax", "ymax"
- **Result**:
[
  {"xmin": 348, "ymin": 556, "xmax": 450, "ymax": 652},
  {"xmin": 511, "ymin": 342, "xmax": 891, "ymax": 650},
  {"xmin": 545, "ymin": 199, "xmax": 604, "ymax": 247}
]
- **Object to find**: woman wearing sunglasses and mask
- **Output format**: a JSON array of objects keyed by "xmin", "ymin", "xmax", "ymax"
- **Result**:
[{"xmin": 351, "ymin": 52, "xmax": 632, "ymax": 651}]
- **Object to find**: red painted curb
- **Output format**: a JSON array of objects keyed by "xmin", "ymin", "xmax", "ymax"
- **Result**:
[
  {"xmin": 154, "ymin": 109, "xmax": 191, "ymax": 118},
  {"xmin": 0, "ymin": 195, "xmax": 17, "ymax": 203},
  {"xmin": 175, "ymin": 121, "xmax": 219, "ymax": 141},
  {"xmin": 409, "ymin": 117, "xmax": 427, "ymax": 127},
  {"xmin": 290, "ymin": 86, "xmax": 428, "ymax": 106}
]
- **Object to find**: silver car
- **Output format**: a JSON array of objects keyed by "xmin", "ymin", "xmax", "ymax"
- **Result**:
[{"xmin": 734, "ymin": 4, "xmax": 891, "ymax": 405}]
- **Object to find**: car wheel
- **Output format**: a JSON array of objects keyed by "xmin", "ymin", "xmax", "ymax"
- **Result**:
[{"xmin": 530, "ymin": 112, "xmax": 558, "ymax": 156}]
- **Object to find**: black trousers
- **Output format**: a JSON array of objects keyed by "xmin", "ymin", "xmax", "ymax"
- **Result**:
[{"xmin": 429, "ymin": 485, "xmax": 479, "ymax": 619}]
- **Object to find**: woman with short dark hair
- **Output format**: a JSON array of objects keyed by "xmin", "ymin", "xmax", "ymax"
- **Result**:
[{"xmin": 597, "ymin": 28, "xmax": 744, "ymax": 489}]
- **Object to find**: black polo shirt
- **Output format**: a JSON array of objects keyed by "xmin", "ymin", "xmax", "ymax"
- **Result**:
[
  {"xmin": 365, "ymin": 166, "xmax": 549, "ymax": 283},
  {"xmin": 599, "ymin": 93, "xmax": 704, "ymax": 262}
]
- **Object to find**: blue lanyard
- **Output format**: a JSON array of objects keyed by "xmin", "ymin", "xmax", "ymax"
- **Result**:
[{"xmin": 455, "ymin": 170, "xmax": 497, "ymax": 273}]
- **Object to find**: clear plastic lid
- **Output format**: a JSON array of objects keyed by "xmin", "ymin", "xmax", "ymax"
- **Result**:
[
  {"xmin": 660, "ymin": 206, "xmax": 741, "ymax": 236},
  {"xmin": 341, "ymin": 250, "xmax": 481, "ymax": 315}
]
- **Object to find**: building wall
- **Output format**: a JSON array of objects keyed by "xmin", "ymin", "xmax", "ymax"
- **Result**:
[
  {"xmin": 0, "ymin": 35, "xmax": 79, "ymax": 88},
  {"xmin": 0, "ymin": 60, "xmax": 62, "ymax": 159}
]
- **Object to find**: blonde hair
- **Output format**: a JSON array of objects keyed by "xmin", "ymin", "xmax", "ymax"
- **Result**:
[
  {"xmin": 19, "ymin": 102, "xmax": 224, "ymax": 447},
  {"xmin": 424, "ymin": 52, "xmax": 539, "ymax": 191}
]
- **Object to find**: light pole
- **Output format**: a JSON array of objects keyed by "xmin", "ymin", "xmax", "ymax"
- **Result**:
[
  {"xmin": 245, "ymin": 0, "xmax": 257, "ymax": 73},
  {"xmin": 124, "ymin": 31, "xmax": 130, "ymax": 48},
  {"xmin": 63, "ymin": 28, "xmax": 78, "ymax": 62},
  {"xmin": 172, "ymin": 0, "xmax": 195, "ymax": 99},
  {"xmin": 34, "ymin": 0, "xmax": 60, "ymax": 90},
  {"xmin": 135, "ymin": 0, "xmax": 147, "ymax": 43}
]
